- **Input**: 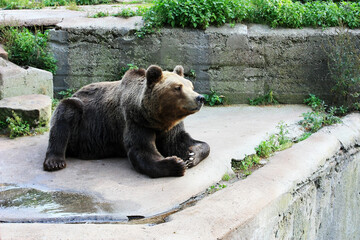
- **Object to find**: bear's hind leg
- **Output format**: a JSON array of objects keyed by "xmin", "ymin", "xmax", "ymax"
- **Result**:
[
  {"xmin": 43, "ymin": 98, "xmax": 83, "ymax": 171},
  {"xmin": 186, "ymin": 141, "xmax": 210, "ymax": 168}
]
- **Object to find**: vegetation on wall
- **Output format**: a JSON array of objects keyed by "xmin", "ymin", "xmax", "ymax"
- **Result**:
[
  {"xmin": 136, "ymin": 0, "xmax": 360, "ymax": 37},
  {"xmin": 325, "ymin": 27, "xmax": 360, "ymax": 111},
  {"xmin": 0, "ymin": 27, "xmax": 57, "ymax": 74}
]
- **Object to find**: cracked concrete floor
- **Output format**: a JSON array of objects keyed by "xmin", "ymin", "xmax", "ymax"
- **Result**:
[{"xmin": 0, "ymin": 105, "xmax": 310, "ymax": 223}]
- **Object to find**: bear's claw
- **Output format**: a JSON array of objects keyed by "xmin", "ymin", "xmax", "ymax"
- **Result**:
[{"xmin": 43, "ymin": 157, "xmax": 67, "ymax": 171}]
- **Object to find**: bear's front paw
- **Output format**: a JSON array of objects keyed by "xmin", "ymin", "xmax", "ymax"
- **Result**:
[
  {"xmin": 43, "ymin": 157, "xmax": 66, "ymax": 171},
  {"xmin": 162, "ymin": 156, "xmax": 186, "ymax": 177}
]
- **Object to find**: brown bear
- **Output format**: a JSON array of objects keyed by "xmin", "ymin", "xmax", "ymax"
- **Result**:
[{"xmin": 43, "ymin": 65, "xmax": 210, "ymax": 178}]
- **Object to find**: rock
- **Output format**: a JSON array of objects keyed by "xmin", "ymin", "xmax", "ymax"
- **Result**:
[
  {"xmin": 0, "ymin": 94, "xmax": 52, "ymax": 126},
  {"xmin": 0, "ymin": 58, "xmax": 53, "ymax": 99},
  {"xmin": 0, "ymin": 44, "xmax": 8, "ymax": 60}
]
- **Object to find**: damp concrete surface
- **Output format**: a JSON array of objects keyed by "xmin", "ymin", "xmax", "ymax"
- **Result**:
[{"xmin": 0, "ymin": 105, "xmax": 310, "ymax": 223}]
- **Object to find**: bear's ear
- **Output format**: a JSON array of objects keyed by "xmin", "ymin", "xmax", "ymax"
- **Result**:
[
  {"xmin": 146, "ymin": 65, "xmax": 163, "ymax": 86},
  {"xmin": 173, "ymin": 65, "xmax": 184, "ymax": 77}
]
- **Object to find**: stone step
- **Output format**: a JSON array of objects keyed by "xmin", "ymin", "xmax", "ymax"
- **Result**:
[
  {"xmin": 0, "ymin": 94, "xmax": 52, "ymax": 126},
  {"xmin": 0, "ymin": 58, "xmax": 53, "ymax": 100}
]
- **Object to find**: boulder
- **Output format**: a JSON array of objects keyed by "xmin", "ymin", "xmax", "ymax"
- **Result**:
[
  {"xmin": 0, "ymin": 58, "xmax": 53, "ymax": 100},
  {"xmin": 0, "ymin": 94, "xmax": 52, "ymax": 126}
]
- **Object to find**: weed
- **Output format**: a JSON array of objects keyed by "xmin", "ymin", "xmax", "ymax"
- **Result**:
[
  {"xmin": 58, "ymin": 88, "xmax": 77, "ymax": 99},
  {"xmin": 222, "ymin": 173, "xmax": 231, "ymax": 181},
  {"xmin": 296, "ymin": 132, "xmax": 312, "ymax": 142},
  {"xmin": 249, "ymin": 90, "xmax": 279, "ymax": 106},
  {"xmin": 66, "ymin": 1, "xmax": 80, "ymax": 10},
  {"xmin": 255, "ymin": 135, "xmax": 277, "ymax": 158},
  {"xmin": 207, "ymin": 184, "xmax": 227, "ymax": 194},
  {"xmin": 300, "ymin": 109, "xmax": 341, "ymax": 133},
  {"xmin": 203, "ymin": 89, "xmax": 225, "ymax": 106},
  {"xmin": 90, "ymin": 11, "xmax": 109, "ymax": 18},
  {"xmin": 1, "ymin": 27, "xmax": 57, "ymax": 74},
  {"xmin": 232, "ymin": 154, "xmax": 260, "ymax": 176},
  {"xmin": 113, "ymin": 6, "xmax": 148, "ymax": 18},
  {"xmin": 304, "ymin": 94, "xmax": 326, "ymax": 112},
  {"xmin": 6, "ymin": 111, "xmax": 30, "ymax": 139},
  {"xmin": 118, "ymin": 63, "xmax": 139, "ymax": 79}
]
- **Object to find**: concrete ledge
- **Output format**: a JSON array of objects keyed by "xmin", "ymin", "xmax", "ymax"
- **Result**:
[
  {"xmin": 0, "ymin": 94, "xmax": 52, "ymax": 125},
  {"xmin": 1, "ymin": 113, "xmax": 359, "ymax": 239}
]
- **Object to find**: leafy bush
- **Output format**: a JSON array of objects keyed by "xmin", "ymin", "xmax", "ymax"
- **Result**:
[
  {"xmin": 325, "ymin": 28, "xmax": 360, "ymax": 110},
  {"xmin": 1, "ymin": 28, "xmax": 57, "ymax": 74},
  {"xmin": 137, "ymin": 0, "xmax": 360, "ymax": 37}
]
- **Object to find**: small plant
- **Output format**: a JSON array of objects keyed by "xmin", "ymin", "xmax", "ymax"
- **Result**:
[
  {"xmin": 90, "ymin": 11, "xmax": 109, "ymax": 18},
  {"xmin": 6, "ymin": 111, "xmax": 31, "ymax": 139},
  {"xmin": 113, "ymin": 6, "xmax": 148, "ymax": 18},
  {"xmin": 66, "ymin": 1, "xmax": 80, "ymax": 10},
  {"xmin": 232, "ymin": 154, "xmax": 260, "ymax": 176},
  {"xmin": 207, "ymin": 183, "xmax": 227, "ymax": 194},
  {"xmin": 304, "ymin": 94, "xmax": 326, "ymax": 112},
  {"xmin": 296, "ymin": 132, "xmax": 312, "ymax": 142},
  {"xmin": 58, "ymin": 88, "xmax": 77, "ymax": 99},
  {"xmin": 203, "ymin": 89, "xmax": 225, "ymax": 106},
  {"xmin": 1, "ymin": 27, "xmax": 57, "ymax": 74},
  {"xmin": 248, "ymin": 90, "xmax": 279, "ymax": 106},
  {"xmin": 222, "ymin": 173, "xmax": 231, "ymax": 181},
  {"xmin": 118, "ymin": 63, "xmax": 139, "ymax": 79},
  {"xmin": 255, "ymin": 135, "xmax": 278, "ymax": 158}
]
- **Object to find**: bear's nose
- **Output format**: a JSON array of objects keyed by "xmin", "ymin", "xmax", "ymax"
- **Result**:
[{"xmin": 196, "ymin": 95, "xmax": 205, "ymax": 104}]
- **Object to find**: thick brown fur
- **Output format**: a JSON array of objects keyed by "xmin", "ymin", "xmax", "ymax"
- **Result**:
[{"xmin": 43, "ymin": 65, "xmax": 210, "ymax": 178}]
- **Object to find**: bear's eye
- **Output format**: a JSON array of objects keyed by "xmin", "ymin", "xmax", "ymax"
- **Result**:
[{"xmin": 174, "ymin": 85, "xmax": 182, "ymax": 91}]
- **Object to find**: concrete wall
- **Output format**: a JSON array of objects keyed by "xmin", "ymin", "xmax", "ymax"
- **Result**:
[{"xmin": 49, "ymin": 21, "xmax": 360, "ymax": 103}]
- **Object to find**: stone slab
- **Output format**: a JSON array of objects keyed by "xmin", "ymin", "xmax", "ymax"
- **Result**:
[
  {"xmin": 0, "ymin": 94, "xmax": 51, "ymax": 125},
  {"xmin": 0, "ymin": 58, "xmax": 53, "ymax": 99},
  {"xmin": 0, "ymin": 105, "xmax": 309, "ymax": 222},
  {"xmin": 0, "ymin": 5, "xmax": 143, "ymax": 27}
]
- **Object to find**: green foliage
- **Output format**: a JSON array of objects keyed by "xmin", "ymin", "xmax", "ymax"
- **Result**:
[
  {"xmin": 222, "ymin": 173, "xmax": 231, "ymax": 181},
  {"xmin": 207, "ymin": 183, "xmax": 227, "ymax": 194},
  {"xmin": 300, "ymin": 111, "xmax": 341, "ymax": 132},
  {"xmin": 90, "ymin": 11, "xmax": 109, "ymax": 18},
  {"xmin": 1, "ymin": 27, "xmax": 57, "ymax": 74},
  {"xmin": 249, "ymin": 90, "xmax": 279, "ymax": 105},
  {"xmin": 2, "ymin": 111, "xmax": 49, "ymax": 139},
  {"xmin": 325, "ymin": 28, "xmax": 360, "ymax": 110},
  {"xmin": 232, "ymin": 154, "xmax": 260, "ymax": 176},
  {"xmin": 301, "ymin": 95, "xmax": 342, "ymax": 132},
  {"xmin": 58, "ymin": 88, "xmax": 77, "ymax": 99},
  {"xmin": 296, "ymin": 132, "xmax": 312, "ymax": 142},
  {"xmin": 118, "ymin": 63, "xmax": 139, "ymax": 79},
  {"xmin": 304, "ymin": 94, "xmax": 326, "ymax": 112},
  {"xmin": 113, "ymin": 6, "xmax": 148, "ymax": 18},
  {"xmin": 6, "ymin": 111, "xmax": 30, "ymax": 139},
  {"xmin": 203, "ymin": 89, "xmax": 225, "ymax": 106},
  {"xmin": 137, "ymin": 0, "xmax": 360, "ymax": 37},
  {"xmin": 232, "ymin": 121, "xmax": 292, "ymax": 176}
]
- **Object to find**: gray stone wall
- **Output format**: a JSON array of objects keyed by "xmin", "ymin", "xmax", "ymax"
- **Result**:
[{"xmin": 49, "ymin": 23, "xmax": 360, "ymax": 103}]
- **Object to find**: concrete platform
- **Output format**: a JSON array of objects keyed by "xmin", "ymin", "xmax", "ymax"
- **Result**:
[{"xmin": 0, "ymin": 105, "xmax": 309, "ymax": 223}]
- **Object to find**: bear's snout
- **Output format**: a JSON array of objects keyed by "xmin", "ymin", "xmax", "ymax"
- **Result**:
[{"xmin": 196, "ymin": 95, "xmax": 205, "ymax": 104}]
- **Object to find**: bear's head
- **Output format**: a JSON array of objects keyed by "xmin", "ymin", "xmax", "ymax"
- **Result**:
[{"xmin": 144, "ymin": 65, "xmax": 205, "ymax": 130}]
